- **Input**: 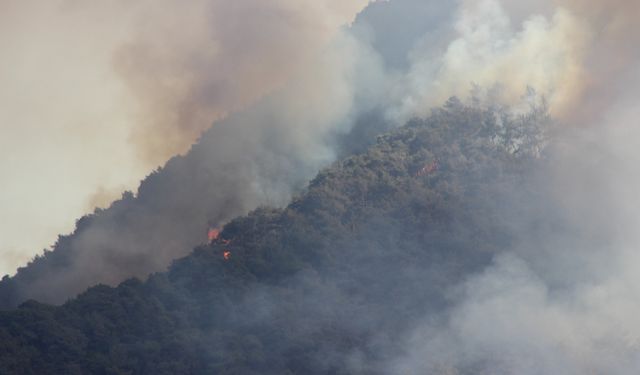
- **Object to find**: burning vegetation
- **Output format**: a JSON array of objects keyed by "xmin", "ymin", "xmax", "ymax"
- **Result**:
[
  {"xmin": 208, "ymin": 228, "xmax": 221, "ymax": 242},
  {"xmin": 209, "ymin": 227, "xmax": 232, "ymax": 260},
  {"xmin": 209, "ymin": 227, "xmax": 232, "ymax": 245}
]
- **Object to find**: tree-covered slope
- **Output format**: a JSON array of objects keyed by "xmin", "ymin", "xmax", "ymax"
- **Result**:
[
  {"xmin": 0, "ymin": 99, "xmax": 393, "ymax": 311},
  {"xmin": 0, "ymin": 0, "xmax": 407, "ymax": 309},
  {"xmin": 0, "ymin": 101, "xmax": 547, "ymax": 374}
]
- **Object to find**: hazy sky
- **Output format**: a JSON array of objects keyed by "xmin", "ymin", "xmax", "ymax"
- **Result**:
[{"xmin": 0, "ymin": 2, "xmax": 140, "ymax": 274}]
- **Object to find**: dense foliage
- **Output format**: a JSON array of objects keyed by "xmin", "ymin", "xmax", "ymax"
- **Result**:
[{"xmin": 0, "ymin": 101, "xmax": 548, "ymax": 374}]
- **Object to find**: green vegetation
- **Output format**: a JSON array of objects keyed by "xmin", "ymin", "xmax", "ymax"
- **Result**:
[{"xmin": 0, "ymin": 101, "xmax": 547, "ymax": 374}]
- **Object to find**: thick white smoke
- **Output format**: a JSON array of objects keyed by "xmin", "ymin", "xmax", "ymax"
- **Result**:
[
  {"xmin": 387, "ymin": 0, "xmax": 588, "ymax": 122},
  {"xmin": 379, "ymin": 1, "xmax": 640, "ymax": 373}
]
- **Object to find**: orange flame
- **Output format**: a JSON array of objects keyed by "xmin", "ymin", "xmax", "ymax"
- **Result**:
[
  {"xmin": 223, "ymin": 251, "xmax": 231, "ymax": 260},
  {"xmin": 208, "ymin": 228, "xmax": 220, "ymax": 241}
]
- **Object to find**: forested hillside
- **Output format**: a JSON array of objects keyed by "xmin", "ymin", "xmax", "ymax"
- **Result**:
[
  {"xmin": 0, "ymin": 104, "xmax": 389, "ymax": 309},
  {"xmin": 0, "ymin": 101, "xmax": 549, "ymax": 374},
  {"xmin": 0, "ymin": 0, "xmax": 490, "ymax": 311}
]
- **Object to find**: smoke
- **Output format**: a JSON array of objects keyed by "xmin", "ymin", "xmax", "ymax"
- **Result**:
[
  {"xmin": 112, "ymin": 0, "xmax": 370, "ymax": 164},
  {"xmin": 390, "ymin": 253, "xmax": 640, "ymax": 374},
  {"xmin": 374, "ymin": 1, "xmax": 640, "ymax": 373},
  {"xmin": 4, "ymin": 0, "xmax": 587, "ymax": 285},
  {"xmin": 108, "ymin": 0, "xmax": 640, "ymax": 163},
  {"xmin": 386, "ymin": 0, "xmax": 589, "ymax": 122},
  {"xmin": 3, "ymin": 2, "xmax": 640, "ymax": 372},
  {"xmin": 4, "ymin": 5, "xmax": 640, "ymax": 374},
  {"xmin": 0, "ymin": 0, "xmax": 369, "ymax": 277},
  {"xmin": 0, "ymin": 2, "xmax": 385, "ymax": 305},
  {"xmin": 553, "ymin": 0, "xmax": 640, "ymax": 125}
]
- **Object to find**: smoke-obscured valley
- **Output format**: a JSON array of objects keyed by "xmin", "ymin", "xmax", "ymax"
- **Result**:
[{"xmin": 2, "ymin": 0, "xmax": 640, "ymax": 373}]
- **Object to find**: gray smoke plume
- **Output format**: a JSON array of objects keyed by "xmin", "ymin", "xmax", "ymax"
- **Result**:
[
  {"xmin": 378, "ymin": 1, "xmax": 640, "ymax": 373},
  {"xmin": 111, "ymin": 0, "xmax": 371, "ymax": 164}
]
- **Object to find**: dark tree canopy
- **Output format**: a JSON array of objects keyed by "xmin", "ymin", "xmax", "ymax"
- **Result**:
[{"xmin": 0, "ymin": 102, "xmax": 550, "ymax": 374}]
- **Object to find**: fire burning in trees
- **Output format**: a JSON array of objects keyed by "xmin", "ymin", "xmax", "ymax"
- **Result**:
[
  {"xmin": 209, "ymin": 227, "xmax": 231, "ymax": 244},
  {"xmin": 209, "ymin": 228, "xmax": 232, "ymax": 260},
  {"xmin": 208, "ymin": 228, "xmax": 220, "ymax": 241},
  {"xmin": 207, "ymin": 228, "xmax": 231, "ymax": 260}
]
